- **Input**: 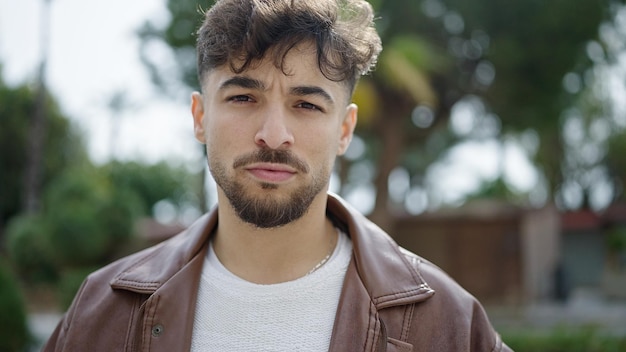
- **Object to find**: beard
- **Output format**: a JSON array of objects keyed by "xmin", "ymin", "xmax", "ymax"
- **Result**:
[{"xmin": 209, "ymin": 148, "xmax": 329, "ymax": 228}]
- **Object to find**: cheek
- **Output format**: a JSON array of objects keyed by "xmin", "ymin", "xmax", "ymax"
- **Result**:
[
  {"xmin": 300, "ymin": 126, "xmax": 342, "ymax": 163},
  {"xmin": 205, "ymin": 115, "xmax": 250, "ymax": 150}
]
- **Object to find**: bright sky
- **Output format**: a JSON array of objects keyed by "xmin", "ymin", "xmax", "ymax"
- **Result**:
[
  {"xmin": 0, "ymin": 0, "xmax": 541, "ymax": 214},
  {"xmin": 0, "ymin": 0, "xmax": 202, "ymax": 167}
]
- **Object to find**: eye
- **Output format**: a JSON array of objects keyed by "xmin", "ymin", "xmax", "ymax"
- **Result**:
[
  {"xmin": 227, "ymin": 95, "xmax": 254, "ymax": 103},
  {"xmin": 297, "ymin": 101, "xmax": 323, "ymax": 112}
]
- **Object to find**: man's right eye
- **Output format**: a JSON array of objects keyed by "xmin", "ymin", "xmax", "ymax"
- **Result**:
[{"xmin": 228, "ymin": 95, "xmax": 253, "ymax": 102}]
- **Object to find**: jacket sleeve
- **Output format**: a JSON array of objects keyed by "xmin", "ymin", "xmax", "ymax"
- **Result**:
[
  {"xmin": 41, "ymin": 277, "xmax": 89, "ymax": 352},
  {"xmin": 42, "ymin": 314, "xmax": 66, "ymax": 352},
  {"xmin": 469, "ymin": 299, "xmax": 514, "ymax": 352},
  {"xmin": 410, "ymin": 258, "xmax": 515, "ymax": 351}
]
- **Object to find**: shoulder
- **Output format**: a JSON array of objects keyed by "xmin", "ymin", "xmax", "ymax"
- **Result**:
[
  {"xmin": 44, "ymin": 217, "xmax": 213, "ymax": 351},
  {"xmin": 77, "ymin": 234, "xmax": 176, "ymax": 291},
  {"xmin": 399, "ymin": 247, "xmax": 475, "ymax": 302},
  {"xmin": 44, "ymin": 245, "xmax": 162, "ymax": 351},
  {"xmin": 396, "ymin": 247, "xmax": 510, "ymax": 351},
  {"xmin": 62, "ymin": 238, "xmax": 172, "ymax": 319},
  {"xmin": 63, "ymin": 212, "xmax": 214, "ymax": 318}
]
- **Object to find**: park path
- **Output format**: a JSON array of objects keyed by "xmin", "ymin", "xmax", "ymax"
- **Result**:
[{"xmin": 28, "ymin": 312, "xmax": 61, "ymax": 351}]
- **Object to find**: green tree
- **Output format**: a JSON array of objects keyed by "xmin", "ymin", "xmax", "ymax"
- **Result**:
[
  {"xmin": 0, "ymin": 260, "xmax": 32, "ymax": 351},
  {"xmin": 5, "ymin": 213, "xmax": 56, "ymax": 283},
  {"xmin": 448, "ymin": 0, "xmax": 610, "ymax": 209},
  {"xmin": 0, "ymin": 68, "xmax": 88, "ymax": 244},
  {"xmin": 43, "ymin": 165, "xmax": 141, "ymax": 267},
  {"xmin": 562, "ymin": 3, "xmax": 626, "ymax": 208},
  {"xmin": 358, "ymin": 0, "xmax": 610, "ymax": 223},
  {"xmin": 104, "ymin": 160, "xmax": 201, "ymax": 217},
  {"xmin": 606, "ymin": 131, "xmax": 626, "ymax": 199},
  {"xmin": 6, "ymin": 159, "xmax": 199, "ymax": 310}
]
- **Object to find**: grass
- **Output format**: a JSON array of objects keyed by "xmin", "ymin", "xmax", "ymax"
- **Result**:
[{"xmin": 501, "ymin": 326, "xmax": 626, "ymax": 352}]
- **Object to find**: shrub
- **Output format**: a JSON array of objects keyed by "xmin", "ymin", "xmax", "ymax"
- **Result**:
[
  {"xmin": 97, "ymin": 187, "xmax": 143, "ymax": 246},
  {"xmin": 47, "ymin": 204, "xmax": 113, "ymax": 266},
  {"xmin": 43, "ymin": 168, "xmax": 111, "ymax": 266},
  {"xmin": 0, "ymin": 261, "xmax": 32, "ymax": 351},
  {"xmin": 5, "ymin": 214, "xmax": 57, "ymax": 283},
  {"xmin": 43, "ymin": 167, "xmax": 140, "ymax": 267},
  {"xmin": 57, "ymin": 267, "xmax": 99, "ymax": 310},
  {"xmin": 502, "ymin": 327, "xmax": 626, "ymax": 352}
]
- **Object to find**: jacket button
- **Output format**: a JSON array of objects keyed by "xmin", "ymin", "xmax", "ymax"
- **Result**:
[{"xmin": 151, "ymin": 324, "xmax": 164, "ymax": 337}]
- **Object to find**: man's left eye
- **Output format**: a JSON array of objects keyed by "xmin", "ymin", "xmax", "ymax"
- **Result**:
[
  {"xmin": 298, "ymin": 102, "xmax": 321, "ymax": 111},
  {"xmin": 229, "ymin": 95, "xmax": 253, "ymax": 102}
]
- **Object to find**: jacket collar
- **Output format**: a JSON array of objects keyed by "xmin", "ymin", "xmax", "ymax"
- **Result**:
[
  {"xmin": 109, "ymin": 211, "xmax": 215, "ymax": 293},
  {"xmin": 326, "ymin": 193, "xmax": 435, "ymax": 309},
  {"xmin": 110, "ymin": 193, "xmax": 434, "ymax": 308}
]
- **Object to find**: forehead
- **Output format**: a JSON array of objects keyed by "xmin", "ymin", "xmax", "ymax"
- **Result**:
[{"xmin": 201, "ymin": 43, "xmax": 352, "ymax": 101}]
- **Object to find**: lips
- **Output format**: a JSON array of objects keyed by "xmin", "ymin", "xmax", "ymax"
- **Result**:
[
  {"xmin": 245, "ymin": 163, "xmax": 297, "ymax": 183},
  {"xmin": 233, "ymin": 149, "xmax": 309, "ymax": 184}
]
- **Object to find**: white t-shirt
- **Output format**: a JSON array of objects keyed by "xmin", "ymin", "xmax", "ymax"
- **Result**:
[{"xmin": 190, "ymin": 230, "xmax": 352, "ymax": 352}]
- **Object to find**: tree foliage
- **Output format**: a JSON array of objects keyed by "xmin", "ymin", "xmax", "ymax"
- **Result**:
[
  {"xmin": 138, "ymin": 0, "xmax": 205, "ymax": 97},
  {"xmin": 449, "ymin": 0, "xmax": 608, "ymax": 190},
  {"xmin": 607, "ymin": 131, "xmax": 626, "ymax": 195},
  {"xmin": 6, "ymin": 160, "xmax": 199, "ymax": 276},
  {"xmin": 0, "ymin": 69, "xmax": 88, "ymax": 240},
  {"xmin": 104, "ymin": 160, "xmax": 200, "ymax": 216},
  {"xmin": 0, "ymin": 261, "xmax": 32, "ymax": 351},
  {"xmin": 0, "ymin": 63, "xmax": 202, "ymax": 309},
  {"xmin": 5, "ymin": 214, "xmax": 56, "ymax": 283},
  {"xmin": 42, "ymin": 165, "xmax": 141, "ymax": 267}
]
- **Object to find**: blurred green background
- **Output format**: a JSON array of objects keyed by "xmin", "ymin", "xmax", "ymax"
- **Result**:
[{"xmin": 2, "ymin": 0, "xmax": 626, "ymax": 350}]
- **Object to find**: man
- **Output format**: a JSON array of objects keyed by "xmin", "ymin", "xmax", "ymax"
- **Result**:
[{"xmin": 45, "ymin": 0, "xmax": 512, "ymax": 351}]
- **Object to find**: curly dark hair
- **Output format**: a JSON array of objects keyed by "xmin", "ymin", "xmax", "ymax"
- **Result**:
[{"xmin": 196, "ymin": 0, "xmax": 382, "ymax": 93}]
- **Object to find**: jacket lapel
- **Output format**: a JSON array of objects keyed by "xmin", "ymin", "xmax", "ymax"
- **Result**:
[
  {"xmin": 110, "ymin": 210, "xmax": 217, "ymax": 351},
  {"xmin": 326, "ymin": 194, "xmax": 435, "ymax": 351},
  {"xmin": 136, "ymin": 251, "xmax": 207, "ymax": 352},
  {"xmin": 327, "ymin": 260, "xmax": 385, "ymax": 351},
  {"xmin": 110, "ymin": 212, "xmax": 215, "ymax": 293}
]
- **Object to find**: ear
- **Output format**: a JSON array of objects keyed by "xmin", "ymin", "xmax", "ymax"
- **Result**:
[
  {"xmin": 191, "ymin": 92, "xmax": 207, "ymax": 144},
  {"xmin": 337, "ymin": 103, "xmax": 358, "ymax": 155}
]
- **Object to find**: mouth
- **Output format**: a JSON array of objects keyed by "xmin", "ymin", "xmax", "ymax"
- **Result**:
[{"xmin": 244, "ymin": 163, "xmax": 297, "ymax": 183}]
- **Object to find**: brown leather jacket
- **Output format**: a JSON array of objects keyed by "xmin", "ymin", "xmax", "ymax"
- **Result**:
[{"xmin": 44, "ymin": 194, "xmax": 512, "ymax": 351}]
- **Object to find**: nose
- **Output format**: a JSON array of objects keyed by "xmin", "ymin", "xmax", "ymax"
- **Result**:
[{"xmin": 254, "ymin": 106, "xmax": 294, "ymax": 149}]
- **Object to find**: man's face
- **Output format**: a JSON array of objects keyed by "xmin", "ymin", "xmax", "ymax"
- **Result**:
[{"xmin": 192, "ymin": 43, "xmax": 357, "ymax": 228}]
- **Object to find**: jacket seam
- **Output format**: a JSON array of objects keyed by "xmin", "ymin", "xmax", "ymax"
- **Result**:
[
  {"xmin": 57, "ymin": 276, "xmax": 89, "ymax": 350},
  {"xmin": 412, "ymin": 258, "xmax": 433, "ymax": 292},
  {"xmin": 386, "ymin": 237, "xmax": 423, "ymax": 287},
  {"xmin": 377, "ymin": 317, "xmax": 387, "ymax": 352},
  {"xmin": 491, "ymin": 333, "xmax": 503, "ymax": 352},
  {"xmin": 124, "ymin": 296, "xmax": 137, "ymax": 351},
  {"xmin": 143, "ymin": 294, "xmax": 160, "ymax": 352},
  {"xmin": 365, "ymin": 301, "xmax": 378, "ymax": 352},
  {"xmin": 364, "ymin": 303, "xmax": 372, "ymax": 351},
  {"xmin": 400, "ymin": 304, "xmax": 413, "ymax": 342},
  {"xmin": 113, "ymin": 247, "xmax": 163, "ymax": 279},
  {"xmin": 388, "ymin": 239, "xmax": 426, "ymax": 285},
  {"xmin": 365, "ymin": 235, "xmax": 434, "ymax": 306},
  {"xmin": 63, "ymin": 277, "xmax": 88, "ymax": 331},
  {"xmin": 124, "ymin": 294, "xmax": 143, "ymax": 352},
  {"xmin": 114, "ymin": 279, "xmax": 161, "ymax": 290},
  {"xmin": 372, "ymin": 285, "xmax": 432, "ymax": 305}
]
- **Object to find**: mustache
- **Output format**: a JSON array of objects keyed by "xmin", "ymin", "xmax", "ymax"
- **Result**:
[{"xmin": 233, "ymin": 148, "xmax": 310, "ymax": 174}]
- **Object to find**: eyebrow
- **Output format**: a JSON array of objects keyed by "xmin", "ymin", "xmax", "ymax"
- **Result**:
[
  {"xmin": 219, "ymin": 76, "xmax": 264, "ymax": 90},
  {"xmin": 290, "ymin": 86, "xmax": 334, "ymax": 105},
  {"xmin": 218, "ymin": 76, "xmax": 335, "ymax": 105}
]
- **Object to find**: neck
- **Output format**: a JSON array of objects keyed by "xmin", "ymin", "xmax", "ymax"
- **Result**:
[{"xmin": 213, "ymin": 191, "xmax": 337, "ymax": 284}]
